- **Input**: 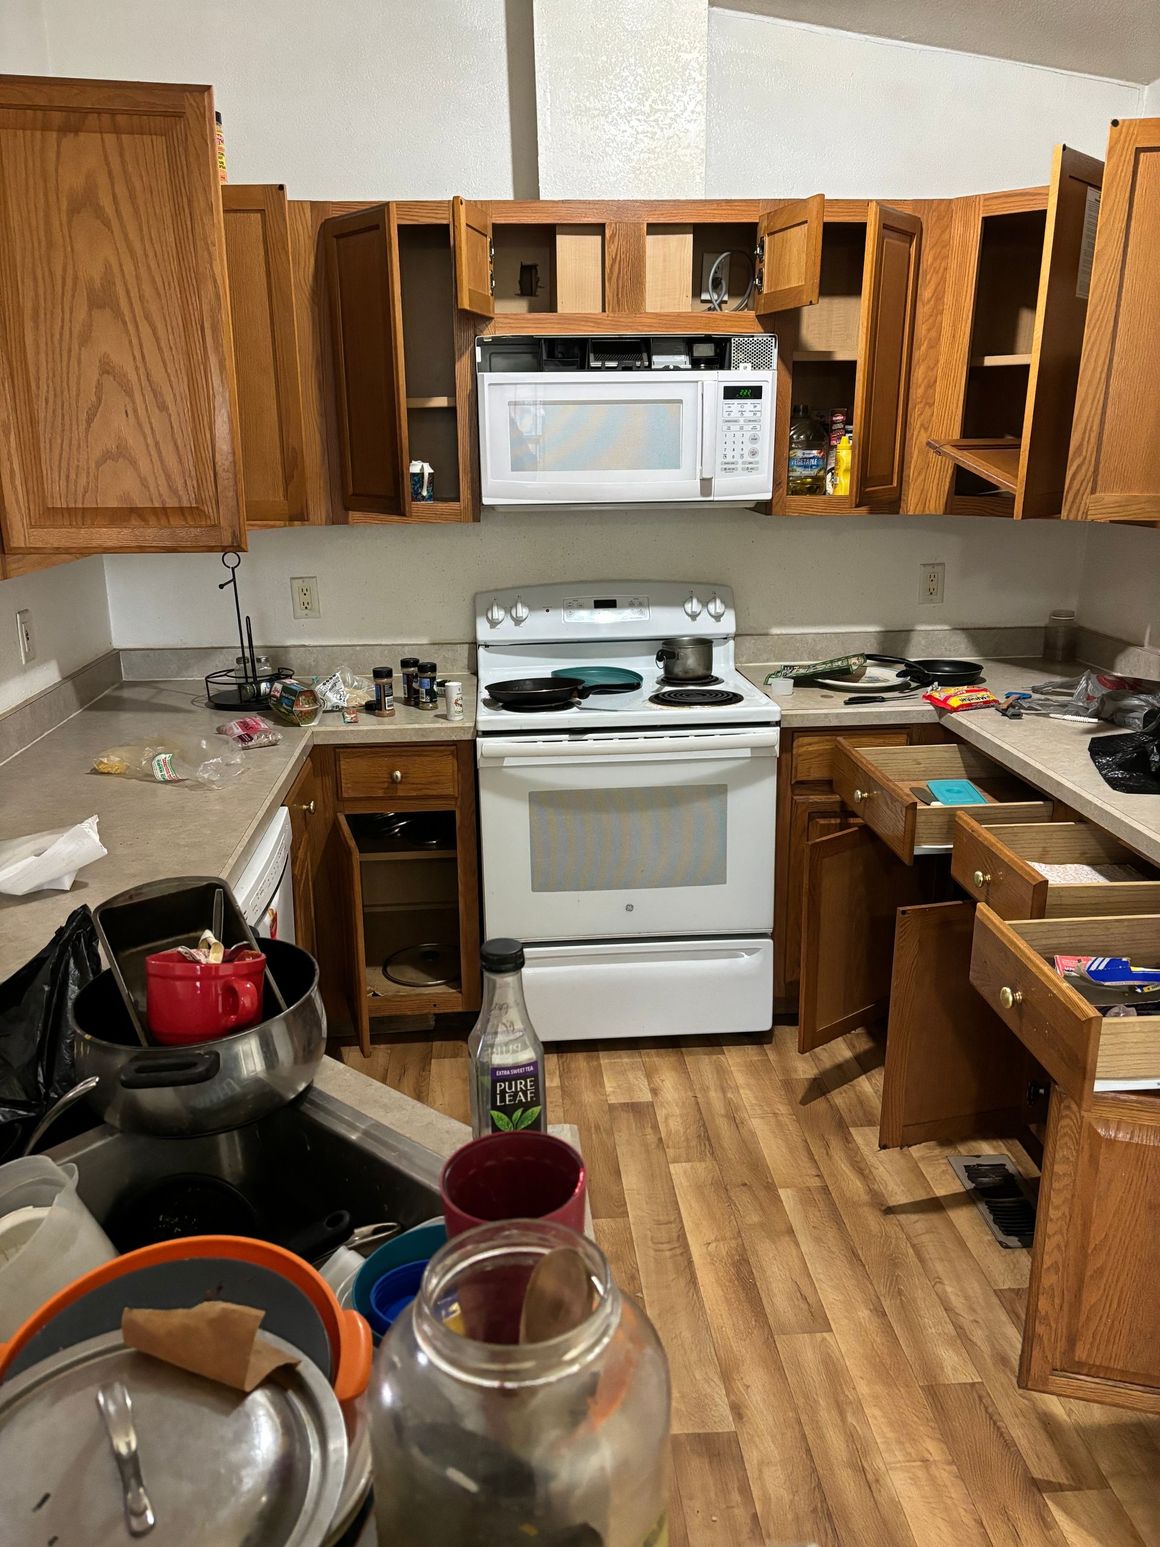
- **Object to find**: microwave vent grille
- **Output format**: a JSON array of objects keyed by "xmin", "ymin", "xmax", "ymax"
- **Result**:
[{"xmin": 729, "ymin": 337, "xmax": 776, "ymax": 372}]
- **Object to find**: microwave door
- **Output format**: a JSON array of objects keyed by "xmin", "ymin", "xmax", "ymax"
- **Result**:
[{"xmin": 479, "ymin": 372, "xmax": 705, "ymax": 503}]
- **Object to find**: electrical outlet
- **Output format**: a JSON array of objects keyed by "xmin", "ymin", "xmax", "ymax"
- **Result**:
[
  {"xmin": 290, "ymin": 577, "xmax": 319, "ymax": 619},
  {"xmin": 919, "ymin": 562, "xmax": 945, "ymax": 604},
  {"xmin": 15, "ymin": 608, "xmax": 34, "ymax": 665}
]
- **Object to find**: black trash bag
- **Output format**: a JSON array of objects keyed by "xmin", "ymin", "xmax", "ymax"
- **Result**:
[
  {"xmin": 0, "ymin": 905, "xmax": 101, "ymax": 1162},
  {"xmin": 1089, "ymin": 721, "xmax": 1160, "ymax": 795}
]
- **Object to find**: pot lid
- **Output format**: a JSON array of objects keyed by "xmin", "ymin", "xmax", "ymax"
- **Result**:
[{"xmin": 0, "ymin": 1330, "xmax": 347, "ymax": 1547}]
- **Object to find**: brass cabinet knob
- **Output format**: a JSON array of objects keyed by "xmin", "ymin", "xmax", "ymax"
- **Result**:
[
  {"xmin": 972, "ymin": 869, "xmax": 991, "ymax": 888},
  {"xmin": 852, "ymin": 788, "xmax": 874, "ymax": 804},
  {"xmin": 999, "ymin": 986, "xmax": 1023, "ymax": 1010},
  {"xmin": 391, "ymin": 769, "xmax": 403, "ymax": 783},
  {"xmin": 292, "ymin": 799, "xmax": 315, "ymax": 814}
]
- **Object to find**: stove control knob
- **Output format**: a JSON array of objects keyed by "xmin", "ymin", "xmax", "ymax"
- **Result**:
[
  {"xmin": 683, "ymin": 592, "xmax": 704, "ymax": 620},
  {"xmin": 510, "ymin": 595, "xmax": 530, "ymax": 626},
  {"xmin": 485, "ymin": 597, "xmax": 507, "ymax": 628},
  {"xmin": 706, "ymin": 592, "xmax": 726, "ymax": 621}
]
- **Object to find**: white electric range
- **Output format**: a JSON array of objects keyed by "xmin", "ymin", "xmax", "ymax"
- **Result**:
[{"xmin": 475, "ymin": 582, "xmax": 779, "ymax": 1042}]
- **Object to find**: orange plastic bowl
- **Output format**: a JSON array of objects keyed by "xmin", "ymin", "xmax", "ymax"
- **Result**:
[{"xmin": 0, "ymin": 1234, "xmax": 372, "ymax": 1403}]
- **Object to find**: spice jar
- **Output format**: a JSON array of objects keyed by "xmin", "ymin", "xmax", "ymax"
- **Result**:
[
  {"xmin": 372, "ymin": 666, "xmax": 395, "ymax": 715},
  {"xmin": 402, "ymin": 652, "xmax": 420, "ymax": 708},
  {"xmin": 370, "ymin": 1221, "xmax": 671, "ymax": 1547},
  {"xmin": 417, "ymin": 660, "xmax": 439, "ymax": 711}
]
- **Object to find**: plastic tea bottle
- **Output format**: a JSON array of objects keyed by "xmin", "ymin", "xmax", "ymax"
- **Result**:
[
  {"xmin": 788, "ymin": 403, "xmax": 828, "ymax": 494},
  {"xmin": 468, "ymin": 939, "xmax": 547, "ymax": 1137}
]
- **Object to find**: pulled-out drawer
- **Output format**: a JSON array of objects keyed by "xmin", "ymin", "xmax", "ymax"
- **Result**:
[
  {"xmin": 832, "ymin": 740, "xmax": 1053, "ymax": 862},
  {"xmin": 970, "ymin": 906, "xmax": 1160, "ymax": 1100},
  {"xmin": 790, "ymin": 728, "xmax": 909, "ymax": 785},
  {"xmin": 337, "ymin": 745, "xmax": 459, "ymax": 802},
  {"xmin": 953, "ymin": 816, "xmax": 1160, "ymax": 919}
]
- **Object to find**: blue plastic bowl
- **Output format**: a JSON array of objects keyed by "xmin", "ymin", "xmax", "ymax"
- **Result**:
[
  {"xmin": 353, "ymin": 1220, "xmax": 447, "ymax": 1333},
  {"xmin": 367, "ymin": 1259, "xmax": 428, "ymax": 1336}
]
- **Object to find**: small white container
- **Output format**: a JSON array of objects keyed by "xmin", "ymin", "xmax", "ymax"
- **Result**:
[
  {"xmin": 442, "ymin": 680, "xmax": 465, "ymax": 721},
  {"xmin": 0, "ymin": 1156, "xmax": 115, "ymax": 1336}
]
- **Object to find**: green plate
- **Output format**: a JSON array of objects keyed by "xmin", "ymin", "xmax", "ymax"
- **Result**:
[{"xmin": 551, "ymin": 666, "xmax": 642, "ymax": 689}]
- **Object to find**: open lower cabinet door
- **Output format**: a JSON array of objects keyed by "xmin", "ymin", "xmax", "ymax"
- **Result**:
[
  {"xmin": 754, "ymin": 195, "xmax": 824, "ymax": 316},
  {"xmin": 797, "ymin": 824, "xmax": 928, "ymax": 1053},
  {"xmin": 452, "ymin": 197, "xmax": 495, "ymax": 318},
  {"xmin": 879, "ymin": 902, "xmax": 1034, "ymax": 1147},
  {"xmin": 331, "ymin": 814, "xmax": 371, "ymax": 1056},
  {"xmin": 852, "ymin": 203, "xmax": 922, "ymax": 507},
  {"xmin": 1021, "ymin": 1086, "xmax": 1160, "ymax": 1412}
]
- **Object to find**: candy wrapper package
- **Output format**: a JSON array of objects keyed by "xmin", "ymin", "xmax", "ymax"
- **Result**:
[
  {"xmin": 314, "ymin": 668, "xmax": 373, "ymax": 712},
  {"xmin": 216, "ymin": 716, "xmax": 282, "ymax": 749},
  {"xmin": 92, "ymin": 737, "xmax": 246, "ymax": 788}
]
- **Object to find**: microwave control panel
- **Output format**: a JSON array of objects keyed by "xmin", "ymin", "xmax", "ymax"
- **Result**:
[{"xmin": 718, "ymin": 383, "xmax": 767, "ymax": 476}]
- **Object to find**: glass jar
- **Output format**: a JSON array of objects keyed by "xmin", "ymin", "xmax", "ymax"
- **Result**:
[
  {"xmin": 1044, "ymin": 609, "xmax": 1077, "ymax": 664},
  {"xmin": 370, "ymin": 1221, "xmax": 671, "ymax": 1547}
]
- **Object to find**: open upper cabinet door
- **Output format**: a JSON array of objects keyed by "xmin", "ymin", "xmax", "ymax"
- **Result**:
[
  {"xmin": 452, "ymin": 197, "xmax": 495, "ymax": 317},
  {"xmin": 1064, "ymin": 119, "xmax": 1160, "ymax": 523},
  {"xmin": 321, "ymin": 204, "xmax": 406, "ymax": 515},
  {"xmin": 1016, "ymin": 144, "xmax": 1103, "ymax": 519},
  {"xmin": 852, "ymin": 203, "xmax": 922, "ymax": 506},
  {"xmin": 798, "ymin": 823, "xmax": 927, "ymax": 1053},
  {"xmin": 754, "ymin": 195, "xmax": 824, "ymax": 316}
]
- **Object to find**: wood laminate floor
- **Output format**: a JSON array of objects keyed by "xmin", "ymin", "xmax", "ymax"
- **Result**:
[{"xmin": 340, "ymin": 1028, "xmax": 1160, "ymax": 1547}]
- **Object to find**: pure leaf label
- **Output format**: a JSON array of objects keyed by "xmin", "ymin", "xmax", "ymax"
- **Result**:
[{"xmin": 489, "ymin": 1061, "xmax": 545, "ymax": 1134}]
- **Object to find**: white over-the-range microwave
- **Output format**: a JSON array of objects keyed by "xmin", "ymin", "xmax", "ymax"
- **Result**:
[{"xmin": 476, "ymin": 333, "xmax": 776, "ymax": 507}]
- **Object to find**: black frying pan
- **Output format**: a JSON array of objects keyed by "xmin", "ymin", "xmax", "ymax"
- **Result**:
[
  {"xmin": 866, "ymin": 653, "xmax": 984, "ymax": 687},
  {"xmin": 487, "ymin": 676, "xmax": 592, "ymax": 708}
]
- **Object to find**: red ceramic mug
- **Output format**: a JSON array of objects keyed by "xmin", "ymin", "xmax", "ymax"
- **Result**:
[
  {"xmin": 145, "ymin": 949, "xmax": 266, "ymax": 1045},
  {"xmin": 441, "ymin": 1132, "xmax": 587, "ymax": 1237}
]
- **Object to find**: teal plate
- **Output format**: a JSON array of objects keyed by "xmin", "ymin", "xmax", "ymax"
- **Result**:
[{"xmin": 551, "ymin": 666, "xmax": 642, "ymax": 690}]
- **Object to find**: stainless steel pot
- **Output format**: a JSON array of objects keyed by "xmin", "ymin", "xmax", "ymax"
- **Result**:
[
  {"xmin": 26, "ymin": 940, "xmax": 324, "ymax": 1148},
  {"xmin": 655, "ymin": 636, "xmax": 714, "ymax": 681}
]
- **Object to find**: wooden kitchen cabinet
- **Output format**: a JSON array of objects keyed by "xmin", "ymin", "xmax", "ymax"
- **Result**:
[
  {"xmin": 322, "ymin": 202, "xmax": 476, "ymax": 521},
  {"xmin": 1021, "ymin": 1084, "xmax": 1160, "ymax": 1413},
  {"xmin": 0, "ymin": 75, "xmax": 243, "ymax": 555},
  {"xmin": 222, "ymin": 185, "xmax": 308, "ymax": 526},
  {"xmin": 917, "ymin": 145, "xmax": 1103, "ymax": 517},
  {"xmin": 1063, "ymin": 117, "xmax": 1160, "ymax": 524},
  {"xmin": 331, "ymin": 741, "xmax": 480, "ymax": 1055}
]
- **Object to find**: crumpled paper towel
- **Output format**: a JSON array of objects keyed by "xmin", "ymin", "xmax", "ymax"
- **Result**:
[{"xmin": 0, "ymin": 815, "xmax": 106, "ymax": 896}]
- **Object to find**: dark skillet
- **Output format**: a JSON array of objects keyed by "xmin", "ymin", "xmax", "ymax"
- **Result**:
[
  {"xmin": 866, "ymin": 653, "xmax": 984, "ymax": 687},
  {"xmin": 487, "ymin": 676, "xmax": 592, "ymax": 708}
]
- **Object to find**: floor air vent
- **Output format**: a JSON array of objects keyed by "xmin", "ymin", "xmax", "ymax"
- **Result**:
[{"xmin": 947, "ymin": 1154, "xmax": 1038, "ymax": 1249}]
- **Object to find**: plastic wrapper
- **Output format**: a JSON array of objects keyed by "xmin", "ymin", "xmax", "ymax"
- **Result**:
[
  {"xmin": 0, "ymin": 906, "xmax": 101, "ymax": 1161},
  {"xmin": 314, "ymin": 668, "xmax": 373, "ymax": 711},
  {"xmin": 216, "ymin": 716, "xmax": 281, "ymax": 749},
  {"xmin": 0, "ymin": 816, "xmax": 107, "ymax": 896},
  {"xmin": 1031, "ymin": 669, "xmax": 1160, "ymax": 729},
  {"xmin": 92, "ymin": 737, "xmax": 246, "ymax": 788}
]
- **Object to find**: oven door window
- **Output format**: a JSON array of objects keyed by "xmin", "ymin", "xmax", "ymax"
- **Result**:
[{"xmin": 529, "ymin": 785, "xmax": 727, "ymax": 892}]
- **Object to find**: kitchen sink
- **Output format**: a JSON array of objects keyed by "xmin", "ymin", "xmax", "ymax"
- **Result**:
[{"xmin": 47, "ymin": 1087, "xmax": 444, "ymax": 1254}]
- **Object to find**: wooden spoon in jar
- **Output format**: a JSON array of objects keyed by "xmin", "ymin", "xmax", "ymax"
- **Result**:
[{"xmin": 518, "ymin": 1247, "xmax": 593, "ymax": 1344}]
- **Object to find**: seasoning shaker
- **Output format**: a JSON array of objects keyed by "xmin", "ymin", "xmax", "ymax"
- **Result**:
[
  {"xmin": 417, "ymin": 660, "xmax": 439, "ymax": 711},
  {"xmin": 400, "ymin": 657, "xmax": 420, "ymax": 708},
  {"xmin": 442, "ymin": 680, "xmax": 464, "ymax": 721},
  {"xmin": 372, "ymin": 666, "xmax": 395, "ymax": 716}
]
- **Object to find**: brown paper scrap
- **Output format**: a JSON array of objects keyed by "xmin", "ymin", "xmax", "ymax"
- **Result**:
[{"xmin": 122, "ymin": 1301, "xmax": 301, "ymax": 1392}]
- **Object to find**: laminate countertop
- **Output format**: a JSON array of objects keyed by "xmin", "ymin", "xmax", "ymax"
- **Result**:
[
  {"xmin": 0, "ymin": 679, "xmax": 476, "ymax": 980},
  {"xmin": 744, "ymin": 658, "xmax": 1160, "ymax": 867}
]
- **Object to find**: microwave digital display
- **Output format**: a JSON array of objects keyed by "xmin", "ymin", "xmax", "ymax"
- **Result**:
[{"xmin": 724, "ymin": 385, "xmax": 763, "ymax": 400}]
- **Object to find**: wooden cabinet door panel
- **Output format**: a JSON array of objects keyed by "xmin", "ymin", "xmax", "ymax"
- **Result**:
[
  {"xmin": 333, "ymin": 812, "xmax": 371, "ymax": 1056},
  {"xmin": 452, "ymin": 197, "xmax": 495, "ymax": 317},
  {"xmin": 880, "ymin": 901, "xmax": 1031, "ymax": 1147},
  {"xmin": 0, "ymin": 76, "xmax": 242, "ymax": 553},
  {"xmin": 755, "ymin": 196, "xmax": 824, "ymax": 315},
  {"xmin": 1064, "ymin": 118, "xmax": 1160, "ymax": 523},
  {"xmin": 798, "ymin": 824, "xmax": 927, "ymax": 1052},
  {"xmin": 1016, "ymin": 144, "xmax": 1103, "ymax": 520},
  {"xmin": 780, "ymin": 791, "xmax": 846, "ymax": 1004},
  {"xmin": 291, "ymin": 837, "xmax": 316, "ymax": 961},
  {"xmin": 852, "ymin": 203, "xmax": 922, "ymax": 506},
  {"xmin": 222, "ymin": 185, "xmax": 307, "ymax": 525},
  {"xmin": 1022, "ymin": 1087, "xmax": 1160, "ymax": 1411},
  {"xmin": 322, "ymin": 204, "xmax": 405, "ymax": 514}
]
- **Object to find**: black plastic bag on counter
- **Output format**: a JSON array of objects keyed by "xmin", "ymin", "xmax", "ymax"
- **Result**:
[
  {"xmin": 1089, "ymin": 714, "xmax": 1160, "ymax": 795},
  {"xmin": 0, "ymin": 905, "xmax": 101, "ymax": 1161}
]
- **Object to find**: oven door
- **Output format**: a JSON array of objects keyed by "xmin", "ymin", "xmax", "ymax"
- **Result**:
[
  {"xmin": 477, "ymin": 727, "xmax": 778, "ymax": 941},
  {"xmin": 478, "ymin": 371, "xmax": 707, "ymax": 503}
]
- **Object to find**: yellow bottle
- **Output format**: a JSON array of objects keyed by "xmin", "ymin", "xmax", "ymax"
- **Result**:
[{"xmin": 833, "ymin": 430, "xmax": 852, "ymax": 496}]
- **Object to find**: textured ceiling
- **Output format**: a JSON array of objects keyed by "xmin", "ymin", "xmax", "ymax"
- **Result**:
[{"xmin": 711, "ymin": 0, "xmax": 1160, "ymax": 84}]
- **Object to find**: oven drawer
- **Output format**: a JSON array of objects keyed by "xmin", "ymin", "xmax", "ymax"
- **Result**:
[
  {"xmin": 952, "ymin": 816, "xmax": 1160, "ymax": 919},
  {"xmin": 969, "ymin": 907, "xmax": 1160, "ymax": 1100},
  {"xmin": 337, "ymin": 746, "xmax": 459, "ymax": 802},
  {"xmin": 832, "ymin": 740, "xmax": 1053, "ymax": 862}
]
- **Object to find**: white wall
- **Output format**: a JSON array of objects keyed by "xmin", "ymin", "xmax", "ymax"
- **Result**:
[
  {"xmin": 0, "ymin": 559, "xmax": 112, "ymax": 716},
  {"xmin": 707, "ymin": 10, "xmax": 1139, "ymax": 196},
  {"xmin": 1078, "ymin": 527, "xmax": 1160, "ymax": 648}
]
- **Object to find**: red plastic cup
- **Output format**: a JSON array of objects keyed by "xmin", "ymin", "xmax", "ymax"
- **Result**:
[
  {"xmin": 441, "ymin": 1133, "xmax": 587, "ymax": 1237},
  {"xmin": 145, "ymin": 949, "xmax": 266, "ymax": 1045}
]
